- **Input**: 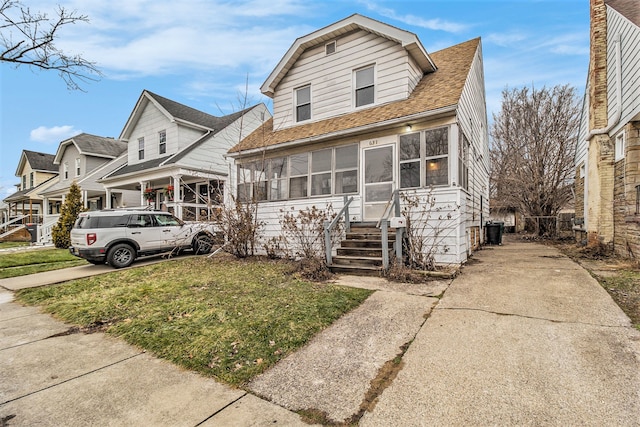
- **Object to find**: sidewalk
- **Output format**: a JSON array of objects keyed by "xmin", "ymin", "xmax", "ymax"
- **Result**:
[{"xmin": 2, "ymin": 239, "xmax": 639, "ymax": 426}]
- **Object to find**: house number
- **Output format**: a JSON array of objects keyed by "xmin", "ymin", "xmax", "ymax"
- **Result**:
[{"xmin": 368, "ymin": 140, "xmax": 378, "ymax": 146}]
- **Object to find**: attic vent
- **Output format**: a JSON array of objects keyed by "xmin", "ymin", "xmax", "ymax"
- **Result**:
[{"xmin": 325, "ymin": 41, "xmax": 336, "ymax": 55}]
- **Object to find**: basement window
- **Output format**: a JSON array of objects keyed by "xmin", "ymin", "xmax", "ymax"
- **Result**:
[
  {"xmin": 636, "ymin": 185, "xmax": 640, "ymax": 215},
  {"xmin": 615, "ymin": 131, "xmax": 625, "ymax": 161}
]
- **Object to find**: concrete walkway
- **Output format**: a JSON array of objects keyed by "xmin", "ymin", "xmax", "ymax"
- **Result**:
[{"xmin": 2, "ymin": 240, "xmax": 640, "ymax": 426}]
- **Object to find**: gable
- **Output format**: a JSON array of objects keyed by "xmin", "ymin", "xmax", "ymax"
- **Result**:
[{"xmin": 231, "ymin": 38, "xmax": 479, "ymax": 154}]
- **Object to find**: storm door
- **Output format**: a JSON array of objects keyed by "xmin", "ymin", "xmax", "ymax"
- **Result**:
[{"xmin": 362, "ymin": 144, "xmax": 395, "ymax": 221}]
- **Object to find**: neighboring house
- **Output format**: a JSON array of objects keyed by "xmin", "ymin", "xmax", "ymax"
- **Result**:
[
  {"xmin": 228, "ymin": 14, "xmax": 489, "ymax": 268},
  {"xmin": 575, "ymin": 0, "xmax": 640, "ymax": 257},
  {"xmin": 3, "ymin": 150, "xmax": 58, "ymax": 222},
  {"xmin": 99, "ymin": 90, "xmax": 270, "ymax": 221},
  {"xmin": 1, "ymin": 150, "xmax": 58, "ymax": 241},
  {"xmin": 39, "ymin": 133, "xmax": 137, "ymax": 243}
]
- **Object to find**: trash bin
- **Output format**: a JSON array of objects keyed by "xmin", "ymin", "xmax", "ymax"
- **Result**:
[
  {"xmin": 25, "ymin": 223, "xmax": 38, "ymax": 243},
  {"xmin": 486, "ymin": 221, "xmax": 504, "ymax": 245}
]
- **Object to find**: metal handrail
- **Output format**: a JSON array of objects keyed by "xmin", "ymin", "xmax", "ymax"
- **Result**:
[{"xmin": 324, "ymin": 195, "xmax": 354, "ymax": 266}]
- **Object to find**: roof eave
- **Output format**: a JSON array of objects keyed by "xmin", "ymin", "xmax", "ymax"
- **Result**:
[{"xmin": 228, "ymin": 104, "xmax": 457, "ymax": 158}]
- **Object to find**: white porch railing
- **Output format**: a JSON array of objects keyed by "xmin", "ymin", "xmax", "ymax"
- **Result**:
[{"xmin": 39, "ymin": 215, "xmax": 60, "ymax": 244}]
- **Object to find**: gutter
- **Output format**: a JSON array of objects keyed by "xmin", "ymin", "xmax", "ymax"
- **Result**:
[
  {"xmin": 227, "ymin": 104, "xmax": 458, "ymax": 158},
  {"xmin": 587, "ymin": 33, "xmax": 622, "ymax": 140}
]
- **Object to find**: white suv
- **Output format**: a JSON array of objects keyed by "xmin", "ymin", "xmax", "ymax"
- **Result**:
[{"xmin": 69, "ymin": 210, "xmax": 217, "ymax": 268}]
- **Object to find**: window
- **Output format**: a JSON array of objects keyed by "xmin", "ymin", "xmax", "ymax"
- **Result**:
[
  {"xmin": 269, "ymin": 157, "xmax": 287, "ymax": 201},
  {"xmin": 75, "ymin": 158, "xmax": 81, "ymax": 176},
  {"xmin": 615, "ymin": 131, "xmax": 625, "ymax": 161},
  {"xmin": 289, "ymin": 153, "xmax": 309, "ymax": 198},
  {"xmin": 29, "ymin": 172, "xmax": 34, "ymax": 188},
  {"xmin": 458, "ymin": 132, "xmax": 469, "ymax": 190},
  {"xmin": 311, "ymin": 149, "xmax": 332, "ymax": 196},
  {"xmin": 325, "ymin": 41, "xmax": 336, "ymax": 55},
  {"xmin": 425, "ymin": 127, "xmax": 449, "ymax": 186},
  {"xmin": 580, "ymin": 163, "xmax": 585, "ymax": 178},
  {"xmin": 138, "ymin": 137, "xmax": 145, "ymax": 160},
  {"xmin": 335, "ymin": 144, "xmax": 358, "ymax": 194},
  {"xmin": 400, "ymin": 133, "xmax": 421, "ymax": 188},
  {"xmin": 22, "ymin": 175, "xmax": 27, "ymax": 190},
  {"xmin": 636, "ymin": 185, "xmax": 640, "ymax": 215},
  {"xmin": 295, "ymin": 86, "xmax": 311, "ymax": 122},
  {"xmin": 355, "ymin": 65, "xmax": 374, "ymax": 107},
  {"xmin": 159, "ymin": 130, "xmax": 167, "ymax": 155},
  {"xmin": 63, "ymin": 162, "xmax": 69, "ymax": 180}
]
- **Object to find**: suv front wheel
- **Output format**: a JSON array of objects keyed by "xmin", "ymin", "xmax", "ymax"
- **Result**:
[
  {"xmin": 107, "ymin": 243, "xmax": 135, "ymax": 268},
  {"xmin": 192, "ymin": 234, "xmax": 214, "ymax": 255}
]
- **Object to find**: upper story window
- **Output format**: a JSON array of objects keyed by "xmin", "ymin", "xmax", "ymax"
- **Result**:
[
  {"xmin": 295, "ymin": 86, "xmax": 311, "ymax": 122},
  {"xmin": 615, "ymin": 131, "xmax": 625, "ymax": 162},
  {"xmin": 138, "ymin": 137, "xmax": 145, "ymax": 160},
  {"xmin": 399, "ymin": 127, "xmax": 450, "ymax": 189},
  {"xmin": 29, "ymin": 172, "xmax": 34, "ymax": 188},
  {"xmin": 159, "ymin": 130, "xmax": 167, "ymax": 155},
  {"xmin": 425, "ymin": 127, "xmax": 449, "ymax": 186},
  {"xmin": 400, "ymin": 132, "xmax": 421, "ymax": 189},
  {"xmin": 355, "ymin": 65, "xmax": 375, "ymax": 107},
  {"xmin": 458, "ymin": 132, "xmax": 469, "ymax": 190},
  {"xmin": 63, "ymin": 162, "xmax": 69, "ymax": 180},
  {"xmin": 22, "ymin": 175, "xmax": 27, "ymax": 190},
  {"xmin": 75, "ymin": 158, "xmax": 81, "ymax": 176}
]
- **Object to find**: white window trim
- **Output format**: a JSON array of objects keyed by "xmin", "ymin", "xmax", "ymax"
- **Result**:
[
  {"xmin": 75, "ymin": 158, "xmax": 81, "ymax": 176},
  {"xmin": 325, "ymin": 40, "xmax": 336, "ymax": 55},
  {"xmin": 63, "ymin": 162, "xmax": 69, "ymax": 180},
  {"xmin": 294, "ymin": 85, "xmax": 311, "ymax": 123},
  {"xmin": 353, "ymin": 64, "xmax": 376, "ymax": 109},
  {"xmin": 159, "ymin": 130, "xmax": 167, "ymax": 155},
  {"xmin": 615, "ymin": 131, "xmax": 625, "ymax": 162},
  {"xmin": 138, "ymin": 137, "xmax": 145, "ymax": 160}
]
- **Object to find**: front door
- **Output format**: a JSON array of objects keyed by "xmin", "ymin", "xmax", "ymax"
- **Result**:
[{"xmin": 363, "ymin": 144, "xmax": 395, "ymax": 221}]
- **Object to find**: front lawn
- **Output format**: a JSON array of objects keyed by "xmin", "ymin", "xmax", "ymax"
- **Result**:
[
  {"xmin": 0, "ymin": 248, "xmax": 88, "ymax": 278},
  {"xmin": 16, "ymin": 256, "xmax": 372, "ymax": 386}
]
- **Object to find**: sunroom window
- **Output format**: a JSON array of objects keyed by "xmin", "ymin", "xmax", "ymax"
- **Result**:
[
  {"xmin": 311, "ymin": 149, "xmax": 332, "ymax": 196},
  {"xmin": 425, "ymin": 127, "xmax": 449, "ymax": 186},
  {"xmin": 269, "ymin": 157, "xmax": 287, "ymax": 201},
  {"xmin": 335, "ymin": 144, "xmax": 358, "ymax": 194},
  {"xmin": 400, "ymin": 132, "xmax": 421, "ymax": 188},
  {"xmin": 289, "ymin": 153, "xmax": 309, "ymax": 198}
]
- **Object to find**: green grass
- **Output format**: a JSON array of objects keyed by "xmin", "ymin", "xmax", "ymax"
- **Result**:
[
  {"xmin": 0, "ymin": 241, "xmax": 30, "ymax": 249},
  {"xmin": 16, "ymin": 257, "xmax": 372, "ymax": 386},
  {"xmin": 0, "ymin": 248, "xmax": 88, "ymax": 278}
]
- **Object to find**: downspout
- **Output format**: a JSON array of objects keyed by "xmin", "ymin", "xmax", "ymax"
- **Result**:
[{"xmin": 587, "ymin": 33, "xmax": 622, "ymax": 140}]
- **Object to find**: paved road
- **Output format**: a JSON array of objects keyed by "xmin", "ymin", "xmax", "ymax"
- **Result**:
[{"xmin": 1, "ymin": 239, "xmax": 639, "ymax": 426}]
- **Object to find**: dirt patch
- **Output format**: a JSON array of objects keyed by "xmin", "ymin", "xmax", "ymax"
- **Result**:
[{"xmin": 553, "ymin": 242, "xmax": 640, "ymax": 329}]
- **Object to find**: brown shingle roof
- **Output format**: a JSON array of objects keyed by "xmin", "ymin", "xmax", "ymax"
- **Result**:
[
  {"xmin": 606, "ymin": 0, "xmax": 640, "ymax": 27},
  {"xmin": 229, "ymin": 37, "xmax": 480, "ymax": 154}
]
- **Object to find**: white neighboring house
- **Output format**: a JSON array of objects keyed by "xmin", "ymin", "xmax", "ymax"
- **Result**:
[
  {"xmin": 99, "ymin": 90, "xmax": 270, "ymax": 221},
  {"xmin": 39, "ymin": 133, "xmax": 138, "ymax": 243},
  {"xmin": 227, "ymin": 14, "xmax": 489, "ymax": 271}
]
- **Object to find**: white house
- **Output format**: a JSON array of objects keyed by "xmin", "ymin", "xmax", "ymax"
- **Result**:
[
  {"xmin": 227, "ymin": 14, "xmax": 489, "ymax": 272},
  {"xmin": 99, "ymin": 90, "xmax": 270, "ymax": 221}
]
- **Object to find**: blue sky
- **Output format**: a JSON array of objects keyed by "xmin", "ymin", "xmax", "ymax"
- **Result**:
[{"xmin": 0, "ymin": 0, "xmax": 588, "ymax": 198}]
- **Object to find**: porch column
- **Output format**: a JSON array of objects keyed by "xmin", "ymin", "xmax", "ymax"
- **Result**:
[
  {"xmin": 105, "ymin": 188, "xmax": 112, "ymax": 209},
  {"xmin": 82, "ymin": 190, "xmax": 88, "ymax": 209},
  {"xmin": 173, "ymin": 175, "xmax": 182, "ymax": 219},
  {"xmin": 43, "ymin": 197, "xmax": 50, "ymax": 219},
  {"xmin": 140, "ymin": 181, "xmax": 147, "ymax": 206}
]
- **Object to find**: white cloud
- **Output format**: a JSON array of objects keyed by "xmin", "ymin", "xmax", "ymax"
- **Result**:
[
  {"xmin": 30, "ymin": 126, "xmax": 82, "ymax": 143},
  {"xmin": 358, "ymin": 0, "xmax": 467, "ymax": 33}
]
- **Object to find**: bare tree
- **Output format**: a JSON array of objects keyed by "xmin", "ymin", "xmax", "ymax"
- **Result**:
[
  {"xmin": 0, "ymin": 0, "xmax": 101, "ymax": 90},
  {"xmin": 490, "ymin": 84, "xmax": 580, "ymax": 235}
]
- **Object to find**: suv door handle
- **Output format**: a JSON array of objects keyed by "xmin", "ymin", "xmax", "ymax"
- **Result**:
[{"xmin": 131, "ymin": 231, "xmax": 141, "ymax": 234}]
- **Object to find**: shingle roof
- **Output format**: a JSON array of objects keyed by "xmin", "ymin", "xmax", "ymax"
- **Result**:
[
  {"xmin": 107, "ymin": 155, "xmax": 173, "ymax": 178},
  {"xmin": 146, "ymin": 91, "xmax": 223, "ymax": 130},
  {"xmin": 229, "ymin": 37, "xmax": 479, "ymax": 154},
  {"xmin": 607, "ymin": 0, "xmax": 640, "ymax": 27},
  {"xmin": 70, "ymin": 133, "xmax": 127, "ymax": 158},
  {"xmin": 23, "ymin": 150, "xmax": 56, "ymax": 172}
]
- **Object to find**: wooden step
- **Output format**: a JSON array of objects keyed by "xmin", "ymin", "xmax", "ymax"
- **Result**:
[
  {"xmin": 331, "ymin": 255, "xmax": 383, "ymax": 267},
  {"xmin": 337, "ymin": 247, "xmax": 386, "ymax": 257},
  {"xmin": 341, "ymin": 239, "xmax": 395, "ymax": 249},
  {"xmin": 345, "ymin": 232, "xmax": 396, "ymax": 240},
  {"xmin": 329, "ymin": 264, "xmax": 383, "ymax": 276}
]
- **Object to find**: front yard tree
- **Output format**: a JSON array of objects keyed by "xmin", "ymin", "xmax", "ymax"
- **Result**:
[
  {"xmin": 490, "ymin": 84, "xmax": 580, "ymax": 235},
  {"xmin": 52, "ymin": 181, "xmax": 83, "ymax": 248},
  {"xmin": 0, "ymin": 0, "xmax": 101, "ymax": 90}
]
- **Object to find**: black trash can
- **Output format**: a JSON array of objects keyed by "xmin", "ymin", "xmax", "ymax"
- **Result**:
[
  {"xmin": 25, "ymin": 223, "xmax": 38, "ymax": 243},
  {"xmin": 486, "ymin": 221, "xmax": 504, "ymax": 245}
]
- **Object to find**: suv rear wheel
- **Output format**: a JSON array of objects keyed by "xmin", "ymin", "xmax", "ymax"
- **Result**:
[
  {"xmin": 192, "ymin": 234, "xmax": 214, "ymax": 255},
  {"xmin": 107, "ymin": 243, "xmax": 135, "ymax": 268}
]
